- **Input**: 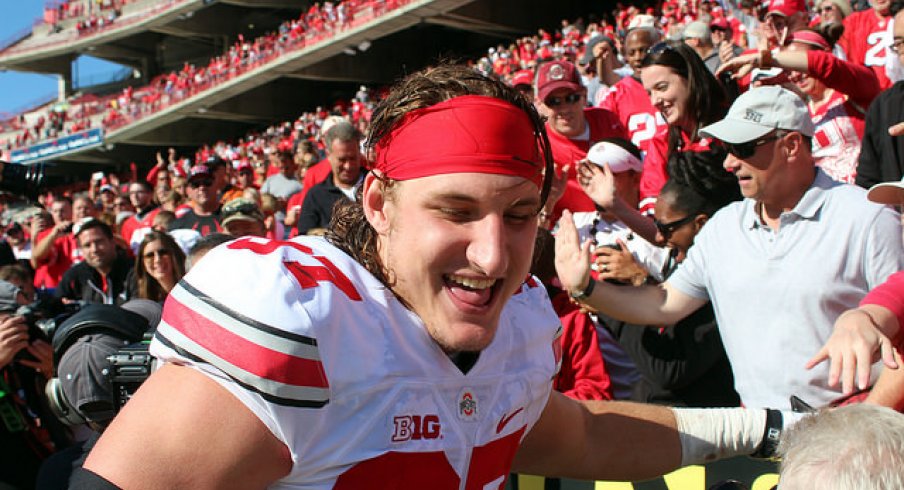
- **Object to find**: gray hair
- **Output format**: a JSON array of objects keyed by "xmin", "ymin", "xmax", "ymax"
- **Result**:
[
  {"xmin": 324, "ymin": 121, "xmax": 362, "ymax": 150},
  {"xmin": 778, "ymin": 404, "xmax": 904, "ymax": 490}
]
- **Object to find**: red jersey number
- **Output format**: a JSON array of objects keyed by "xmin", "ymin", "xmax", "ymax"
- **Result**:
[{"xmin": 227, "ymin": 238, "xmax": 362, "ymax": 301}]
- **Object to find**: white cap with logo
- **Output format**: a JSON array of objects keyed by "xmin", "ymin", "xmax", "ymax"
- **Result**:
[{"xmin": 700, "ymin": 86, "xmax": 815, "ymax": 144}]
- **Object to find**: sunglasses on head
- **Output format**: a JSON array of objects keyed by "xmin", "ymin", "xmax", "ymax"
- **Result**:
[
  {"xmin": 654, "ymin": 214, "xmax": 697, "ymax": 239},
  {"xmin": 189, "ymin": 178, "xmax": 214, "ymax": 188},
  {"xmin": 544, "ymin": 92, "xmax": 582, "ymax": 107},
  {"xmin": 642, "ymin": 42, "xmax": 677, "ymax": 66},
  {"xmin": 723, "ymin": 131, "xmax": 786, "ymax": 159},
  {"xmin": 223, "ymin": 201, "xmax": 259, "ymax": 216}
]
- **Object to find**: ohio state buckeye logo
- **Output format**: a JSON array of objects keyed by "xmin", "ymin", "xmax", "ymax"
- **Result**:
[
  {"xmin": 548, "ymin": 64, "xmax": 566, "ymax": 81},
  {"xmin": 458, "ymin": 388, "xmax": 478, "ymax": 421}
]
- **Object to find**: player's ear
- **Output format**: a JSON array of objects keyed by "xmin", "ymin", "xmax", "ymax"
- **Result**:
[{"xmin": 362, "ymin": 172, "xmax": 391, "ymax": 235}]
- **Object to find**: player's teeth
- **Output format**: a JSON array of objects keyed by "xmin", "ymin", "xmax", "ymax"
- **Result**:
[{"xmin": 448, "ymin": 275, "xmax": 496, "ymax": 290}]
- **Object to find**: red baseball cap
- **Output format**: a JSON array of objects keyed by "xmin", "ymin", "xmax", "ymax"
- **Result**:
[
  {"xmin": 511, "ymin": 69, "xmax": 534, "ymax": 89},
  {"xmin": 711, "ymin": 18, "xmax": 731, "ymax": 31},
  {"xmin": 766, "ymin": 0, "xmax": 806, "ymax": 17},
  {"xmin": 535, "ymin": 60, "xmax": 583, "ymax": 103}
]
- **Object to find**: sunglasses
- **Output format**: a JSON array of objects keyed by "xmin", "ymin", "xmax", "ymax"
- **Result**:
[
  {"xmin": 544, "ymin": 92, "xmax": 582, "ymax": 107},
  {"xmin": 641, "ymin": 42, "xmax": 677, "ymax": 66},
  {"xmin": 188, "ymin": 178, "xmax": 214, "ymax": 188},
  {"xmin": 143, "ymin": 249, "xmax": 172, "ymax": 260},
  {"xmin": 654, "ymin": 214, "xmax": 697, "ymax": 239},
  {"xmin": 723, "ymin": 132, "xmax": 786, "ymax": 159}
]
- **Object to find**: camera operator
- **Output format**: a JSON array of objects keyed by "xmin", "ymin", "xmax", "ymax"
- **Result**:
[
  {"xmin": 34, "ymin": 299, "xmax": 161, "ymax": 490},
  {"xmin": 0, "ymin": 280, "xmax": 68, "ymax": 489},
  {"xmin": 56, "ymin": 219, "xmax": 133, "ymax": 306}
]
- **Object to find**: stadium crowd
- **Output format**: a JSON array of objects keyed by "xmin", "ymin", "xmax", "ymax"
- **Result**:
[
  {"xmin": 0, "ymin": 0, "xmax": 400, "ymax": 152},
  {"xmin": 3, "ymin": 0, "xmax": 904, "ymax": 487}
]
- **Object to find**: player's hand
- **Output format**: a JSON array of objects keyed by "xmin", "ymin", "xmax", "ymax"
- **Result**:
[
  {"xmin": 576, "ymin": 160, "xmax": 616, "ymax": 210},
  {"xmin": 553, "ymin": 210, "xmax": 592, "ymax": 294},
  {"xmin": 593, "ymin": 238, "xmax": 647, "ymax": 286},
  {"xmin": 806, "ymin": 307, "xmax": 899, "ymax": 394},
  {"xmin": 0, "ymin": 316, "xmax": 28, "ymax": 369}
]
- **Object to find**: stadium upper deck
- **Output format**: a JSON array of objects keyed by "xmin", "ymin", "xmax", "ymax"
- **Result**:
[{"xmin": 1, "ymin": 0, "xmax": 592, "ymax": 170}]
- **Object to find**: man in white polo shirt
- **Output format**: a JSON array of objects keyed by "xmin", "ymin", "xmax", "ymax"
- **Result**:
[{"xmin": 555, "ymin": 85, "xmax": 904, "ymax": 410}]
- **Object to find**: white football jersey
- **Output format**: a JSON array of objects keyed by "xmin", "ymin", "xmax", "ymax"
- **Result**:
[{"xmin": 151, "ymin": 236, "xmax": 562, "ymax": 489}]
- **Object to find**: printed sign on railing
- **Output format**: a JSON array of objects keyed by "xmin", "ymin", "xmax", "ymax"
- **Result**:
[{"xmin": 10, "ymin": 128, "xmax": 104, "ymax": 163}]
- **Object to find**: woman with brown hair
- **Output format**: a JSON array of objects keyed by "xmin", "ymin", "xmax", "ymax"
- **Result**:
[{"xmin": 127, "ymin": 231, "xmax": 186, "ymax": 303}]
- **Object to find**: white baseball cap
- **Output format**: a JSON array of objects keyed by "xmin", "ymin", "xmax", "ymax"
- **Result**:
[
  {"xmin": 701, "ymin": 86, "xmax": 815, "ymax": 144},
  {"xmin": 586, "ymin": 141, "xmax": 643, "ymax": 173}
]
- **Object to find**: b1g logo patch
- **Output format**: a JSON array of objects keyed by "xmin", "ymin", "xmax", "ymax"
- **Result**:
[
  {"xmin": 391, "ymin": 414, "xmax": 441, "ymax": 442},
  {"xmin": 458, "ymin": 388, "xmax": 478, "ymax": 421}
]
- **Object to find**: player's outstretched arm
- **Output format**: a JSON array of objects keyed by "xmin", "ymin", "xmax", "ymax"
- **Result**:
[
  {"xmin": 514, "ymin": 392, "xmax": 793, "ymax": 482},
  {"xmin": 513, "ymin": 391, "xmax": 682, "ymax": 482},
  {"xmin": 82, "ymin": 364, "xmax": 291, "ymax": 489}
]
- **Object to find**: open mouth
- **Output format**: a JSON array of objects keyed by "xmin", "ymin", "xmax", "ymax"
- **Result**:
[{"xmin": 443, "ymin": 274, "xmax": 499, "ymax": 308}]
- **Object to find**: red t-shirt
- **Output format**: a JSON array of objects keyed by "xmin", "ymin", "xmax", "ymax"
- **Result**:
[
  {"xmin": 32, "ymin": 230, "xmax": 79, "ymax": 290},
  {"xmin": 840, "ymin": 8, "xmax": 893, "ymax": 90},
  {"xmin": 639, "ymin": 130, "xmax": 716, "ymax": 214},
  {"xmin": 598, "ymin": 76, "xmax": 668, "ymax": 157},
  {"xmin": 550, "ymin": 292, "xmax": 613, "ymax": 401}
]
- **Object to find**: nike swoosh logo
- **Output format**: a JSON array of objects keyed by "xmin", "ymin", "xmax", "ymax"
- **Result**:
[{"xmin": 496, "ymin": 407, "xmax": 524, "ymax": 434}]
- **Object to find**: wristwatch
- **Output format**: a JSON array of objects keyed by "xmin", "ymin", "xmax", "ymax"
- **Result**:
[{"xmin": 569, "ymin": 277, "xmax": 596, "ymax": 300}]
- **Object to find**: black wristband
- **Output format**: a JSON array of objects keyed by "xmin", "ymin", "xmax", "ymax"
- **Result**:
[
  {"xmin": 569, "ymin": 277, "xmax": 596, "ymax": 300},
  {"xmin": 751, "ymin": 408, "xmax": 783, "ymax": 459}
]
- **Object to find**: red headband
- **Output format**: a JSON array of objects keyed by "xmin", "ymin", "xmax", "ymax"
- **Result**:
[
  {"xmin": 374, "ymin": 95, "xmax": 543, "ymax": 187},
  {"xmin": 789, "ymin": 31, "xmax": 830, "ymax": 51}
]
